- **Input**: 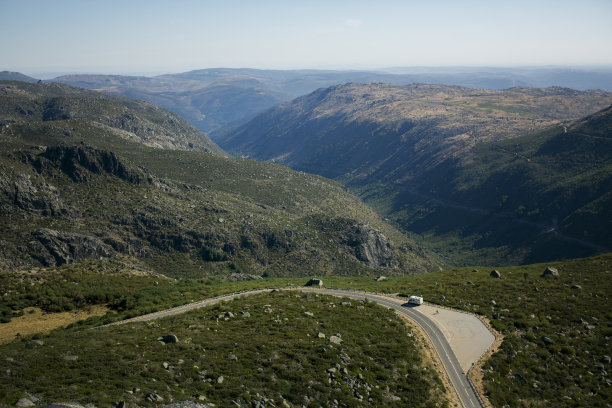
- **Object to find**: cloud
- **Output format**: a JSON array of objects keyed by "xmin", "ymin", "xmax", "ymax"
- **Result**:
[{"xmin": 345, "ymin": 19, "xmax": 362, "ymax": 29}]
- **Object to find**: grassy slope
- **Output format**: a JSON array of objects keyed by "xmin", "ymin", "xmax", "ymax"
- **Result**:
[
  {"xmin": 1, "ymin": 253, "xmax": 609, "ymax": 407},
  {"xmin": 318, "ymin": 254, "xmax": 612, "ymax": 408},
  {"xmin": 363, "ymin": 105, "xmax": 612, "ymax": 266},
  {"xmin": 0, "ymin": 291, "xmax": 446, "ymax": 408}
]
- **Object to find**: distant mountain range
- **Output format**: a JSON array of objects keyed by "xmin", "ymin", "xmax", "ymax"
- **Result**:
[
  {"xmin": 49, "ymin": 67, "xmax": 612, "ymax": 135},
  {"xmin": 217, "ymin": 83, "xmax": 612, "ymax": 265},
  {"xmin": 0, "ymin": 71, "xmax": 39, "ymax": 82}
]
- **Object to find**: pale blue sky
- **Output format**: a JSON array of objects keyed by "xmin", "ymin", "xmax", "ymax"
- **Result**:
[{"xmin": 1, "ymin": 0, "xmax": 611, "ymax": 76}]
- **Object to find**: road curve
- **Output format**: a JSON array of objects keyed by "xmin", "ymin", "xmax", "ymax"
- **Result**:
[
  {"xmin": 102, "ymin": 287, "xmax": 486, "ymax": 408},
  {"xmin": 300, "ymin": 288, "xmax": 483, "ymax": 408}
]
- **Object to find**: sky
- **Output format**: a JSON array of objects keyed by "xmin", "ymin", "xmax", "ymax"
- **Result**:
[{"xmin": 1, "ymin": 0, "xmax": 612, "ymax": 77}]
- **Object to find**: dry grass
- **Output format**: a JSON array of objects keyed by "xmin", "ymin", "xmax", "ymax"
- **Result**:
[{"xmin": 0, "ymin": 306, "xmax": 109, "ymax": 344}]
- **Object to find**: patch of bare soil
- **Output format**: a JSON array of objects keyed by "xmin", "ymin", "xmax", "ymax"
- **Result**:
[{"xmin": 0, "ymin": 306, "xmax": 109, "ymax": 344}]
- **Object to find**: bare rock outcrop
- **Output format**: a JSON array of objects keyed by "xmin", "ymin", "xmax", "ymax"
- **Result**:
[
  {"xmin": 33, "ymin": 143, "xmax": 152, "ymax": 184},
  {"xmin": 344, "ymin": 224, "xmax": 399, "ymax": 268},
  {"xmin": 30, "ymin": 228, "xmax": 114, "ymax": 266},
  {"xmin": 0, "ymin": 173, "xmax": 74, "ymax": 216}
]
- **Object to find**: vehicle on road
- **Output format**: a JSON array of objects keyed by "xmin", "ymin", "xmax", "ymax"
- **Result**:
[{"xmin": 408, "ymin": 295, "xmax": 423, "ymax": 305}]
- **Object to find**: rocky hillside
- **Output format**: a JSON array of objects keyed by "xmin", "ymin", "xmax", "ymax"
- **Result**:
[
  {"xmin": 0, "ymin": 81, "xmax": 224, "ymax": 154},
  {"xmin": 0, "ymin": 82, "xmax": 437, "ymax": 277},
  {"xmin": 217, "ymin": 83, "xmax": 612, "ymax": 265}
]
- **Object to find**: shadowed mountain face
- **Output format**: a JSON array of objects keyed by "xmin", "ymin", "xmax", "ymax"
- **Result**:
[
  {"xmin": 0, "ymin": 80, "xmax": 437, "ymax": 276},
  {"xmin": 216, "ymin": 83, "xmax": 612, "ymax": 266}
]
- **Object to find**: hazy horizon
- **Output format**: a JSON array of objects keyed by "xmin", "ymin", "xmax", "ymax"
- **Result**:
[{"xmin": 2, "ymin": 0, "xmax": 611, "ymax": 76}]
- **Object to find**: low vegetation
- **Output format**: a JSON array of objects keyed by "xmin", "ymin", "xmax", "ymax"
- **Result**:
[
  {"xmin": 0, "ymin": 292, "xmax": 446, "ymax": 408},
  {"xmin": 1, "ymin": 253, "xmax": 609, "ymax": 407}
]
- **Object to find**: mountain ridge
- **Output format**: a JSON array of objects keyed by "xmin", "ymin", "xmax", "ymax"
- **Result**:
[
  {"xmin": 216, "ymin": 83, "xmax": 612, "ymax": 265},
  {"xmin": 0, "ymin": 80, "xmax": 224, "ymax": 154},
  {"xmin": 48, "ymin": 66, "xmax": 612, "ymax": 136}
]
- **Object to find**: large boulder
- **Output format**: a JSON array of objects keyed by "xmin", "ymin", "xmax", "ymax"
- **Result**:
[
  {"xmin": 15, "ymin": 399, "xmax": 35, "ymax": 407},
  {"xmin": 305, "ymin": 278, "xmax": 323, "ymax": 287},
  {"xmin": 158, "ymin": 334, "xmax": 179, "ymax": 344},
  {"xmin": 490, "ymin": 270, "xmax": 502, "ymax": 278},
  {"xmin": 541, "ymin": 266, "xmax": 559, "ymax": 277}
]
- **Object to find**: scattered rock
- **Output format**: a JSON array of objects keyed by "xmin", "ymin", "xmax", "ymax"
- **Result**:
[
  {"xmin": 493, "ymin": 313, "xmax": 500, "ymax": 319},
  {"xmin": 490, "ymin": 300, "xmax": 497, "ymax": 305},
  {"xmin": 317, "ymin": 332, "xmax": 326, "ymax": 339},
  {"xmin": 63, "ymin": 355, "xmax": 78, "ymax": 361},
  {"xmin": 305, "ymin": 278, "xmax": 323, "ymax": 287},
  {"xmin": 162, "ymin": 362, "xmax": 169, "ymax": 369},
  {"xmin": 304, "ymin": 311, "xmax": 314, "ymax": 317},
  {"xmin": 466, "ymin": 281, "xmax": 473, "ymax": 285},
  {"xmin": 216, "ymin": 376, "xmax": 224, "ymax": 384},
  {"xmin": 26, "ymin": 340, "xmax": 44, "ymax": 348},
  {"xmin": 515, "ymin": 373, "xmax": 528, "ymax": 384},
  {"xmin": 341, "ymin": 301, "xmax": 351, "ymax": 306},
  {"xmin": 329, "ymin": 335, "xmax": 343, "ymax": 345},
  {"xmin": 242, "ymin": 311, "xmax": 250, "ymax": 318},
  {"xmin": 145, "ymin": 392, "xmax": 163, "ymax": 402},
  {"xmin": 542, "ymin": 336, "xmax": 555, "ymax": 345},
  {"xmin": 15, "ymin": 398, "xmax": 35, "ymax": 407},
  {"xmin": 572, "ymin": 284, "xmax": 582, "ymax": 290},
  {"xmin": 541, "ymin": 266, "xmax": 559, "ymax": 277},
  {"xmin": 226, "ymin": 353, "xmax": 238, "ymax": 361},
  {"xmin": 162, "ymin": 402, "xmax": 213, "ymax": 408},
  {"xmin": 115, "ymin": 402, "xmax": 125, "ymax": 408},
  {"xmin": 44, "ymin": 403, "xmax": 86, "ymax": 408},
  {"xmin": 224, "ymin": 273, "xmax": 263, "ymax": 281},
  {"xmin": 158, "ymin": 334, "xmax": 179, "ymax": 344},
  {"xmin": 602, "ymin": 356, "xmax": 611, "ymax": 364},
  {"xmin": 490, "ymin": 270, "xmax": 501, "ymax": 278},
  {"xmin": 375, "ymin": 276, "xmax": 387, "ymax": 282}
]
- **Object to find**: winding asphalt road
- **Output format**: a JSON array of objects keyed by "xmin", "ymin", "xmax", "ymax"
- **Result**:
[{"xmin": 104, "ymin": 287, "xmax": 485, "ymax": 408}]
